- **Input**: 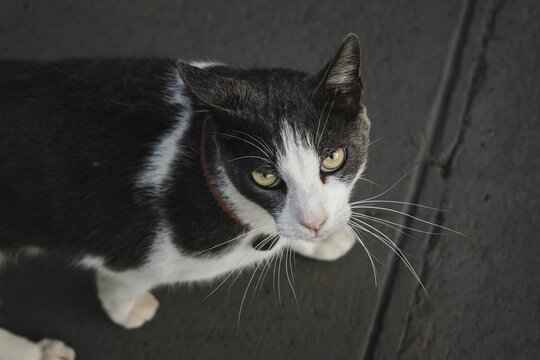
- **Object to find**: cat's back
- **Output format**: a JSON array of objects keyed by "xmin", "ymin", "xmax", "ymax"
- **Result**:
[
  {"xmin": 0, "ymin": 58, "xmax": 188, "ymax": 252},
  {"xmin": 0, "ymin": 58, "xmax": 180, "ymax": 122},
  {"xmin": 0, "ymin": 58, "xmax": 184, "ymax": 174}
]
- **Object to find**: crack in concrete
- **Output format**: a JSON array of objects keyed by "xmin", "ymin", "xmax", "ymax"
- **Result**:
[
  {"xmin": 359, "ymin": 0, "xmax": 478, "ymax": 358},
  {"xmin": 391, "ymin": 2, "xmax": 508, "ymax": 356},
  {"xmin": 361, "ymin": 0, "xmax": 508, "ymax": 358},
  {"xmin": 394, "ymin": 198, "xmax": 446, "ymax": 358},
  {"xmin": 438, "ymin": 0, "xmax": 507, "ymax": 178}
]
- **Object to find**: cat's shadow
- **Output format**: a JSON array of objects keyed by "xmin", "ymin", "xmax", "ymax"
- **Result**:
[
  {"xmin": 0, "ymin": 256, "xmax": 104, "ymax": 341},
  {"xmin": 0, "ymin": 253, "xmax": 332, "ymax": 360},
  {"xmin": 0, "ymin": 257, "xmax": 302, "ymax": 360}
]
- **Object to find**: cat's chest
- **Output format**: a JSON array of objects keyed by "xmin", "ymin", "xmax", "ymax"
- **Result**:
[{"xmin": 141, "ymin": 227, "xmax": 284, "ymax": 284}]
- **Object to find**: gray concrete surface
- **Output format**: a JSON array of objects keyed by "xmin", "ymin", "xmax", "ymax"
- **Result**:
[{"xmin": 0, "ymin": 0, "xmax": 538, "ymax": 359}]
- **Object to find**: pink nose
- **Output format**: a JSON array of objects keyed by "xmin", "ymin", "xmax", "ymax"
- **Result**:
[{"xmin": 300, "ymin": 217, "xmax": 327, "ymax": 234}]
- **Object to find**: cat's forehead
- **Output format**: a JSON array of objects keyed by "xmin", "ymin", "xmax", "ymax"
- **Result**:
[
  {"xmin": 211, "ymin": 67, "xmax": 311, "ymax": 107},
  {"xmin": 224, "ymin": 116, "xmax": 362, "ymax": 164},
  {"xmin": 241, "ymin": 106, "xmax": 360, "ymax": 155},
  {"xmin": 196, "ymin": 64, "xmax": 366, "ymax": 153},
  {"xmin": 217, "ymin": 70, "xmax": 353, "ymax": 142}
]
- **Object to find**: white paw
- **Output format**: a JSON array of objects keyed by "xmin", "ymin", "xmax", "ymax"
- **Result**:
[
  {"xmin": 38, "ymin": 339, "xmax": 76, "ymax": 360},
  {"xmin": 102, "ymin": 292, "xmax": 159, "ymax": 329},
  {"xmin": 293, "ymin": 229, "xmax": 356, "ymax": 261}
]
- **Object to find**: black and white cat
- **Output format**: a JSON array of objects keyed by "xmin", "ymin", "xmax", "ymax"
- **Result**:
[{"xmin": 0, "ymin": 34, "xmax": 369, "ymax": 359}]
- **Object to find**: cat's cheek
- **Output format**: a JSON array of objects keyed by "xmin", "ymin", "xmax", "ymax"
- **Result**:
[{"xmin": 322, "ymin": 177, "xmax": 353, "ymax": 231}]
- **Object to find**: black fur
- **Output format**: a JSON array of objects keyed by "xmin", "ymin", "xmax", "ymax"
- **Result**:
[{"xmin": 0, "ymin": 35, "xmax": 369, "ymax": 270}]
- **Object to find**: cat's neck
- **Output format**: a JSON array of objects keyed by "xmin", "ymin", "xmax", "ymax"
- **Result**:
[
  {"xmin": 160, "ymin": 114, "xmax": 247, "ymax": 254},
  {"xmin": 199, "ymin": 118, "xmax": 244, "ymax": 225}
]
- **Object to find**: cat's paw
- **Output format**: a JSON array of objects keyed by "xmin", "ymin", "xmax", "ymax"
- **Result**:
[
  {"xmin": 292, "ymin": 229, "xmax": 356, "ymax": 261},
  {"xmin": 38, "ymin": 339, "xmax": 76, "ymax": 360},
  {"xmin": 102, "ymin": 292, "xmax": 159, "ymax": 329}
]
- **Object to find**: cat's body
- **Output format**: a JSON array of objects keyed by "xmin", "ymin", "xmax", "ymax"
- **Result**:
[{"xmin": 0, "ymin": 35, "xmax": 369, "ymax": 360}]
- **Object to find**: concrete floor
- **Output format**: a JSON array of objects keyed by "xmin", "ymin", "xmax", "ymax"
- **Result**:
[{"xmin": 0, "ymin": 0, "xmax": 539, "ymax": 359}]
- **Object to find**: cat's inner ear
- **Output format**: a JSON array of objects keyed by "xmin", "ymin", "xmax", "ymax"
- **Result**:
[
  {"xmin": 177, "ymin": 62, "xmax": 248, "ymax": 111},
  {"xmin": 313, "ymin": 34, "xmax": 362, "ymax": 105}
]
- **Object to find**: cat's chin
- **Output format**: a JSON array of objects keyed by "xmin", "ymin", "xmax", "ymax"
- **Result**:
[{"xmin": 285, "ymin": 227, "xmax": 347, "ymax": 243}]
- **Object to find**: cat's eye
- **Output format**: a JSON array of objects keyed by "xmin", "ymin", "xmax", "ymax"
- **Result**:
[
  {"xmin": 321, "ymin": 148, "xmax": 347, "ymax": 173},
  {"xmin": 251, "ymin": 170, "xmax": 280, "ymax": 188}
]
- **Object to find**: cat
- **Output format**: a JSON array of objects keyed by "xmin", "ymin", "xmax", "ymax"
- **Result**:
[{"xmin": 0, "ymin": 33, "xmax": 369, "ymax": 360}]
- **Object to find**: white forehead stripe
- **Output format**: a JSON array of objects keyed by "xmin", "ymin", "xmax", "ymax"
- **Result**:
[{"xmin": 277, "ymin": 123, "xmax": 320, "ymax": 186}]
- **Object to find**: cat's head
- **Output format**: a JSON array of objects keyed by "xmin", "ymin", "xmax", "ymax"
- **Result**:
[{"xmin": 179, "ymin": 34, "xmax": 370, "ymax": 243}]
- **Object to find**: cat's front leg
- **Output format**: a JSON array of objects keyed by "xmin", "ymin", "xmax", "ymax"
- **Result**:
[
  {"xmin": 0, "ymin": 328, "xmax": 75, "ymax": 360},
  {"xmin": 96, "ymin": 271, "xmax": 159, "ymax": 329},
  {"xmin": 289, "ymin": 228, "xmax": 356, "ymax": 261}
]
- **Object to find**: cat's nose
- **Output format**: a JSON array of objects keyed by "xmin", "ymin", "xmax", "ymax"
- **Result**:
[{"xmin": 300, "ymin": 216, "xmax": 327, "ymax": 235}]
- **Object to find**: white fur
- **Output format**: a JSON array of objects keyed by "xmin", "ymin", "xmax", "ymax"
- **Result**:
[
  {"xmin": 275, "ymin": 123, "xmax": 352, "ymax": 241},
  {"xmin": 94, "ymin": 219, "xmax": 285, "ymax": 328},
  {"xmin": 97, "ymin": 271, "xmax": 159, "ymax": 329},
  {"xmin": 188, "ymin": 60, "xmax": 223, "ymax": 69},
  {"xmin": 79, "ymin": 254, "xmax": 105, "ymax": 269},
  {"xmin": 136, "ymin": 60, "xmax": 222, "ymax": 190},
  {"xmin": 289, "ymin": 228, "xmax": 356, "ymax": 261},
  {"xmin": 0, "ymin": 328, "xmax": 75, "ymax": 360},
  {"xmin": 136, "ymin": 70, "xmax": 192, "ymax": 190},
  {"xmin": 0, "ymin": 252, "xmax": 76, "ymax": 360}
]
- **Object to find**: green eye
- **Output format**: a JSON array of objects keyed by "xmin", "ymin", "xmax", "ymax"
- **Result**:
[
  {"xmin": 321, "ymin": 148, "xmax": 346, "ymax": 172},
  {"xmin": 251, "ymin": 170, "xmax": 280, "ymax": 188}
]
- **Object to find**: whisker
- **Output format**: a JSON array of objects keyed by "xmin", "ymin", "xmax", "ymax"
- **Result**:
[
  {"xmin": 351, "ymin": 212, "xmax": 448, "ymax": 236},
  {"xmin": 359, "ymin": 167, "xmax": 418, "ymax": 202},
  {"xmin": 350, "ymin": 205, "xmax": 462, "ymax": 235},
  {"xmin": 196, "ymin": 233, "xmax": 277, "ymax": 306},
  {"xmin": 228, "ymin": 234, "xmax": 277, "ymax": 293},
  {"xmin": 368, "ymin": 136, "xmax": 383, "ymax": 147},
  {"xmin": 288, "ymin": 246, "xmax": 297, "ymax": 288},
  {"xmin": 315, "ymin": 96, "xmax": 332, "ymax": 145},
  {"xmin": 249, "ymin": 235, "xmax": 281, "ymax": 304},
  {"xmin": 214, "ymin": 132, "xmax": 274, "ymax": 164},
  {"xmin": 350, "ymin": 213, "xmax": 426, "ymax": 244},
  {"xmin": 350, "ymin": 199, "xmax": 447, "ymax": 212},
  {"xmin": 317, "ymin": 97, "xmax": 335, "ymax": 146},
  {"xmin": 257, "ymin": 251, "xmax": 276, "ymax": 297},
  {"xmin": 348, "ymin": 219, "xmax": 426, "ymax": 293},
  {"xmin": 193, "ymin": 225, "xmax": 273, "ymax": 256},
  {"xmin": 227, "ymin": 155, "xmax": 274, "ymax": 164},
  {"xmin": 272, "ymin": 249, "xmax": 280, "ymax": 305},
  {"xmin": 251, "ymin": 255, "xmax": 273, "ymax": 302},
  {"xmin": 349, "ymin": 217, "xmax": 414, "ymax": 258},
  {"xmin": 227, "ymin": 130, "xmax": 274, "ymax": 156},
  {"xmin": 357, "ymin": 176, "xmax": 381, "ymax": 187},
  {"xmin": 277, "ymin": 248, "xmax": 284, "ymax": 311},
  {"xmin": 346, "ymin": 226, "xmax": 379, "ymax": 286},
  {"xmin": 237, "ymin": 257, "xmax": 264, "ymax": 329},
  {"xmin": 284, "ymin": 247, "xmax": 299, "ymax": 313},
  {"xmin": 215, "ymin": 132, "xmax": 270, "ymax": 158}
]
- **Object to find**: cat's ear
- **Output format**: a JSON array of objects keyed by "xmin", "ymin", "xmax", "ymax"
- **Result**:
[
  {"xmin": 177, "ymin": 62, "xmax": 248, "ymax": 111},
  {"xmin": 312, "ymin": 34, "xmax": 363, "ymax": 107}
]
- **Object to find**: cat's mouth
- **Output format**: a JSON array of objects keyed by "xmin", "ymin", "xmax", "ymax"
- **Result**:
[{"xmin": 279, "ymin": 224, "xmax": 345, "ymax": 243}]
